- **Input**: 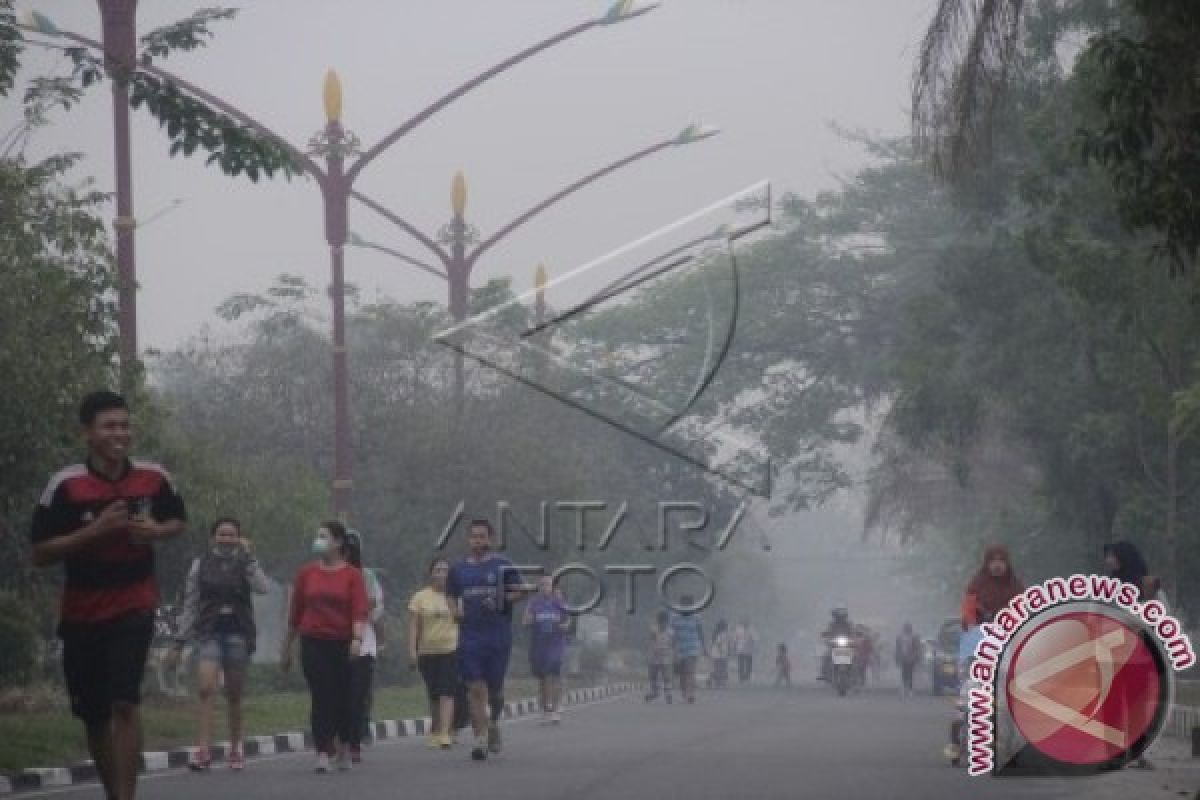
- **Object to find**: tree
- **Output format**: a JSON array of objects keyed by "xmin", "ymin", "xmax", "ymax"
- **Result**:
[
  {"xmin": 0, "ymin": 148, "xmax": 116, "ymax": 615},
  {"xmin": 0, "ymin": 1, "xmax": 297, "ymax": 181}
]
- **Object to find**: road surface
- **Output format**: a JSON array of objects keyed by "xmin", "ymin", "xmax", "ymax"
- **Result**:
[{"xmin": 18, "ymin": 684, "xmax": 1197, "ymax": 800}]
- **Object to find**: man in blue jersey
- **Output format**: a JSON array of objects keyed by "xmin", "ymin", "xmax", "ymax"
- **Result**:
[
  {"xmin": 670, "ymin": 595, "xmax": 706, "ymax": 704},
  {"xmin": 447, "ymin": 519, "xmax": 528, "ymax": 761}
]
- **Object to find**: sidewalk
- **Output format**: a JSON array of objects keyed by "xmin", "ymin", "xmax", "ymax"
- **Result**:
[{"xmin": 0, "ymin": 683, "xmax": 636, "ymax": 795}]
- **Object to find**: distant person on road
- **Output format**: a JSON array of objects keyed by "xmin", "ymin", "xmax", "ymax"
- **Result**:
[
  {"xmin": 1103, "ymin": 540, "xmax": 1166, "ymax": 770},
  {"xmin": 670, "ymin": 598, "xmax": 706, "ymax": 704},
  {"xmin": 173, "ymin": 517, "xmax": 269, "ymax": 771},
  {"xmin": 409, "ymin": 557, "xmax": 460, "ymax": 749},
  {"xmin": 774, "ymin": 643, "xmax": 792, "ymax": 687},
  {"xmin": 960, "ymin": 544, "xmax": 1024, "ymax": 629},
  {"xmin": 710, "ymin": 619, "xmax": 730, "ymax": 689},
  {"xmin": 644, "ymin": 610, "xmax": 675, "ymax": 703},
  {"xmin": 523, "ymin": 576, "xmax": 571, "ymax": 725},
  {"xmin": 447, "ymin": 519, "xmax": 529, "ymax": 761},
  {"xmin": 1104, "ymin": 540, "xmax": 1167, "ymax": 607},
  {"xmin": 31, "ymin": 390, "xmax": 188, "ymax": 800},
  {"xmin": 732, "ymin": 618, "xmax": 758, "ymax": 684},
  {"xmin": 894, "ymin": 622, "xmax": 922, "ymax": 698},
  {"xmin": 344, "ymin": 530, "xmax": 384, "ymax": 763},
  {"xmin": 281, "ymin": 521, "xmax": 368, "ymax": 773}
]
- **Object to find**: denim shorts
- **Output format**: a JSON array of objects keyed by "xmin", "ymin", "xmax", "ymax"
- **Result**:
[{"xmin": 193, "ymin": 633, "xmax": 250, "ymax": 672}]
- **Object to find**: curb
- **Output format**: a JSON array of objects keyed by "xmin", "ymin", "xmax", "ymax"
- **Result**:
[
  {"xmin": 1165, "ymin": 703, "xmax": 1200, "ymax": 741},
  {"xmin": 0, "ymin": 682, "xmax": 636, "ymax": 795}
]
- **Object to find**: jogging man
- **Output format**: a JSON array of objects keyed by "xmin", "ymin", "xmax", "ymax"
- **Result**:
[
  {"xmin": 31, "ymin": 391, "xmax": 187, "ymax": 800},
  {"xmin": 446, "ymin": 519, "xmax": 528, "ymax": 761}
]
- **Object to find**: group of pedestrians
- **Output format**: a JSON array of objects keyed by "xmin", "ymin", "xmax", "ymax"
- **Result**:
[
  {"xmin": 645, "ymin": 609, "xmax": 774, "ymax": 703},
  {"xmin": 945, "ymin": 540, "xmax": 1170, "ymax": 768},
  {"xmin": 27, "ymin": 392, "xmax": 582, "ymax": 800}
]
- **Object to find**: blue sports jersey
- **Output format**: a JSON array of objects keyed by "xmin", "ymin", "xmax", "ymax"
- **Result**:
[
  {"xmin": 528, "ymin": 595, "xmax": 569, "ymax": 652},
  {"xmin": 447, "ymin": 554, "xmax": 521, "ymax": 640}
]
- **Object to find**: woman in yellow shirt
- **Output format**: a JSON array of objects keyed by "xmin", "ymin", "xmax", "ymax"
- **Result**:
[{"xmin": 408, "ymin": 557, "xmax": 460, "ymax": 748}]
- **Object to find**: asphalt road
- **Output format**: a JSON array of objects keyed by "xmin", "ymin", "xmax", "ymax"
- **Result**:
[{"xmin": 19, "ymin": 684, "xmax": 1197, "ymax": 800}]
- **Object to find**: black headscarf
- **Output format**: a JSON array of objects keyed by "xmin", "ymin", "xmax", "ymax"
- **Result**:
[{"xmin": 1104, "ymin": 540, "xmax": 1150, "ymax": 597}]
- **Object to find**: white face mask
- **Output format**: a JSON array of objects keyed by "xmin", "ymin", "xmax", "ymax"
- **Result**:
[{"xmin": 312, "ymin": 536, "xmax": 332, "ymax": 556}]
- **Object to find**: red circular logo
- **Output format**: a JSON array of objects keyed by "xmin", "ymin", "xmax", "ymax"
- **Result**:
[{"xmin": 1005, "ymin": 610, "xmax": 1164, "ymax": 766}]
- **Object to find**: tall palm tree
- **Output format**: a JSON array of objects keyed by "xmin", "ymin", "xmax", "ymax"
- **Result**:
[{"xmin": 912, "ymin": 0, "xmax": 1029, "ymax": 179}]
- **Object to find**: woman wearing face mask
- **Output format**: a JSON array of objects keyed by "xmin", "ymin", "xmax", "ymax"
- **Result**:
[
  {"xmin": 961, "ymin": 544, "xmax": 1024, "ymax": 629},
  {"xmin": 173, "ymin": 517, "xmax": 270, "ymax": 771},
  {"xmin": 281, "ymin": 522, "xmax": 368, "ymax": 773}
]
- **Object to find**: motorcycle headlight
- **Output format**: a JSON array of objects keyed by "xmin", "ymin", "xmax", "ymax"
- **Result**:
[{"xmin": 834, "ymin": 636, "xmax": 850, "ymax": 647}]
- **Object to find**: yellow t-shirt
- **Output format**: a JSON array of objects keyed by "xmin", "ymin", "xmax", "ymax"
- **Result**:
[{"xmin": 408, "ymin": 587, "xmax": 459, "ymax": 655}]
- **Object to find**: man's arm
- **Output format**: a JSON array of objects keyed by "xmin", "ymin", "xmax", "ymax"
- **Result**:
[
  {"xmin": 32, "ymin": 498, "xmax": 128, "ymax": 567},
  {"xmin": 129, "ymin": 473, "xmax": 187, "ymax": 544}
]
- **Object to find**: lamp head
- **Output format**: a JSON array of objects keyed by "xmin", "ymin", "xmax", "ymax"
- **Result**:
[
  {"xmin": 451, "ymin": 170, "xmax": 468, "ymax": 217},
  {"xmin": 323, "ymin": 70, "xmax": 343, "ymax": 123}
]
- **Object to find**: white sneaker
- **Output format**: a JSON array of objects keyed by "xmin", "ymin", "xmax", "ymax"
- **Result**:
[
  {"xmin": 335, "ymin": 748, "xmax": 352, "ymax": 772},
  {"xmin": 551, "ymin": 711, "xmax": 562, "ymax": 725},
  {"xmin": 315, "ymin": 753, "xmax": 330, "ymax": 773}
]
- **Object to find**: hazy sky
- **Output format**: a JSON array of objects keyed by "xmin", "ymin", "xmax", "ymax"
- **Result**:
[{"xmin": 8, "ymin": 0, "xmax": 934, "ymax": 351}]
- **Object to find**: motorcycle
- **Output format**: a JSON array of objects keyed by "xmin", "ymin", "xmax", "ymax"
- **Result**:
[
  {"xmin": 824, "ymin": 633, "xmax": 858, "ymax": 697},
  {"xmin": 945, "ymin": 626, "xmax": 985, "ymax": 768}
]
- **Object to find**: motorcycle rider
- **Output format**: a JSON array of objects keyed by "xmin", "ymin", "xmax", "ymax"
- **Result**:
[{"xmin": 820, "ymin": 608, "xmax": 855, "ymax": 682}]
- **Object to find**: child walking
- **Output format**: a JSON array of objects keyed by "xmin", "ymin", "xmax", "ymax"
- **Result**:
[
  {"xmin": 644, "ymin": 610, "xmax": 674, "ymax": 704},
  {"xmin": 774, "ymin": 643, "xmax": 792, "ymax": 687}
]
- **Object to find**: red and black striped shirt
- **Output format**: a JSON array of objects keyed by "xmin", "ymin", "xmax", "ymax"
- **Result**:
[{"xmin": 32, "ymin": 459, "xmax": 187, "ymax": 626}]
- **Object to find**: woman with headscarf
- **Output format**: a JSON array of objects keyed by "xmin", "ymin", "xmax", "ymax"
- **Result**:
[
  {"xmin": 1103, "ymin": 540, "xmax": 1165, "ymax": 770},
  {"xmin": 1104, "ymin": 541, "xmax": 1167, "ymax": 606},
  {"xmin": 961, "ymin": 544, "xmax": 1024, "ymax": 629},
  {"xmin": 344, "ymin": 530, "xmax": 384, "ymax": 763}
]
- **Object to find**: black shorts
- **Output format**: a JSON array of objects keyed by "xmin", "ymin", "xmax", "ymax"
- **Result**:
[
  {"xmin": 60, "ymin": 611, "xmax": 154, "ymax": 725},
  {"xmin": 418, "ymin": 652, "xmax": 459, "ymax": 700}
]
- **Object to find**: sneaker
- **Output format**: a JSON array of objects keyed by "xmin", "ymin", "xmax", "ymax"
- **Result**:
[
  {"xmin": 228, "ymin": 748, "xmax": 245, "ymax": 771},
  {"xmin": 471, "ymin": 736, "xmax": 488, "ymax": 761},
  {"xmin": 551, "ymin": 711, "xmax": 562, "ymax": 725},
  {"xmin": 427, "ymin": 733, "xmax": 441, "ymax": 749},
  {"xmin": 188, "ymin": 748, "xmax": 212, "ymax": 772},
  {"xmin": 438, "ymin": 733, "xmax": 453, "ymax": 750},
  {"xmin": 315, "ymin": 753, "xmax": 331, "ymax": 773},
  {"xmin": 349, "ymin": 746, "xmax": 362, "ymax": 764},
  {"xmin": 335, "ymin": 748, "xmax": 352, "ymax": 772},
  {"xmin": 487, "ymin": 723, "xmax": 502, "ymax": 754}
]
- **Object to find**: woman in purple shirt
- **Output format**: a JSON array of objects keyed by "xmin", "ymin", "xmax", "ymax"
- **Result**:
[{"xmin": 523, "ymin": 577, "xmax": 571, "ymax": 724}]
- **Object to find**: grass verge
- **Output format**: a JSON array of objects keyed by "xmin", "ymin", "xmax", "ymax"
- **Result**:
[{"xmin": 0, "ymin": 678, "xmax": 540, "ymax": 774}]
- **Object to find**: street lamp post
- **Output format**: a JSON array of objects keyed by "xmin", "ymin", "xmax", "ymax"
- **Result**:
[
  {"xmin": 96, "ymin": 0, "xmax": 139, "ymax": 386},
  {"xmin": 25, "ymin": 1, "xmax": 660, "ymax": 518},
  {"xmin": 348, "ymin": 119, "xmax": 721, "ymax": 364}
]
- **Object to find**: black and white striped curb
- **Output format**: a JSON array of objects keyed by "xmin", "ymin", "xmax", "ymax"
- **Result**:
[
  {"xmin": 1165, "ymin": 703, "xmax": 1200, "ymax": 740},
  {"xmin": 0, "ymin": 683, "xmax": 636, "ymax": 795}
]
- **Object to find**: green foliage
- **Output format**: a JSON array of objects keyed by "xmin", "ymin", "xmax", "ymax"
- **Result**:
[
  {"xmin": 1, "ymin": 4, "xmax": 299, "ymax": 181},
  {"xmin": 0, "ymin": 591, "xmax": 39, "ymax": 687},
  {"xmin": 0, "ymin": 150, "xmax": 116, "ymax": 606},
  {"xmin": 1076, "ymin": 1, "xmax": 1200, "ymax": 270}
]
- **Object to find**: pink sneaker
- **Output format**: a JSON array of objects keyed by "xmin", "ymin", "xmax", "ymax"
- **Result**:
[{"xmin": 228, "ymin": 748, "xmax": 245, "ymax": 771}]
